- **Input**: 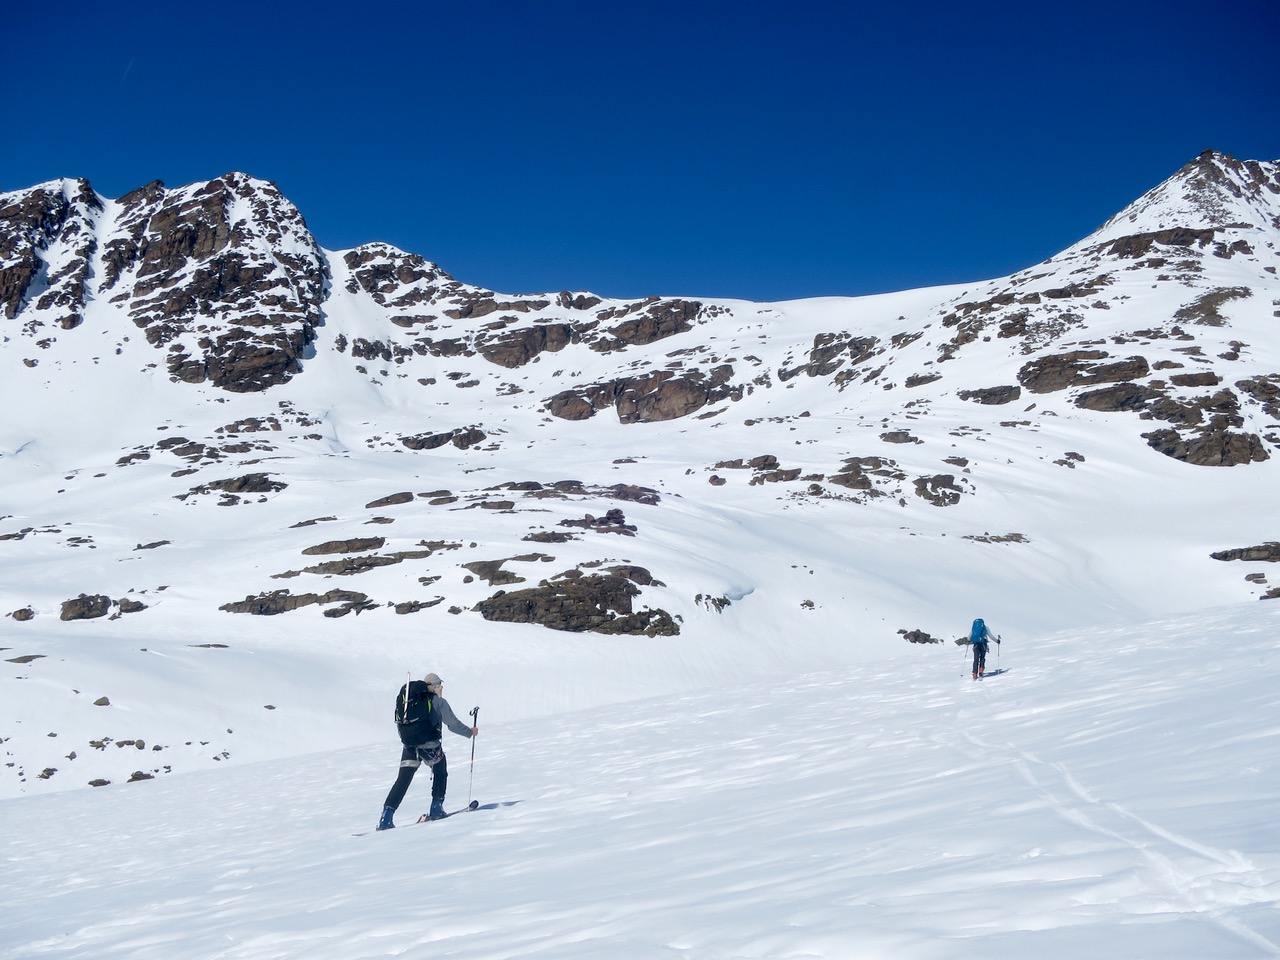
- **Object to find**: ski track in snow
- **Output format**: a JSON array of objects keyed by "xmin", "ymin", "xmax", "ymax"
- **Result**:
[{"xmin": 2, "ymin": 604, "xmax": 1279, "ymax": 959}]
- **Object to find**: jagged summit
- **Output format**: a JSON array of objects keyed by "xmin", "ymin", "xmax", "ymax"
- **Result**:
[{"xmin": 1090, "ymin": 149, "xmax": 1280, "ymax": 244}]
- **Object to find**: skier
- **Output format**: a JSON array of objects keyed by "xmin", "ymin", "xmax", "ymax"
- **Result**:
[
  {"xmin": 967, "ymin": 618, "xmax": 999, "ymax": 679},
  {"xmin": 377, "ymin": 673, "xmax": 478, "ymax": 830}
]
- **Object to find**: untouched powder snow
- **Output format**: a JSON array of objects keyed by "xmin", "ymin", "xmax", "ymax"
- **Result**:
[{"xmin": 3, "ymin": 602, "xmax": 1277, "ymax": 959}]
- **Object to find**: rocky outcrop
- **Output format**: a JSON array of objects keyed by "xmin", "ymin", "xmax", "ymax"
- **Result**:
[
  {"xmin": 1211, "ymin": 543, "xmax": 1280, "ymax": 563},
  {"xmin": 219, "ymin": 588, "xmax": 375, "ymax": 617},
  {"xmin": 342, "ymin": 243, "xmax": 457, "ymax": 306},
  {"xmin": 546, "ymin": 365, "xmax": 739, "ymax": 423},
  {"xmin": 779, "ymin": 333, "xmax": 880, "ymax": 382},
  {"xmin": 365, "ymin": 492, "xmax": 413, "ymax": 509},
  {"xmin": 913, "ymin": 474, "xmax": 964, "ymax": 507},
  {"xmin": 1173, "ymin": 287, "xmax": 1252, "ymax": 327},
  {"xmin": 477, "ymin": 322, "xmax": 576, "ymax": 368},
  {"xmin": 60, "ymin": 594, "xmax": 112, "ymax": 621},
  {"xmin": 473, "ymin": 567, "xmax": 678, "ymax": 636},
  {"xmin": 302, "ymin": 537, "xmax": 387, "ymax": 556},
  {"xmin": 3, "ymin": 173, "xmax": 328, "ymax": 392},
  {"xmin": 559, "ymin": 508, "xmax": 637, "ymax": 536},
  {"xmin": 828, "ymin": 457, "xmax": 904, "ymax": 496},
  {"xmin": 957, "ymin": 385, "xmax": 1021, "ymax": 405},
  {"xmin": 1019, "ymin": 352, "xmax": 1150, "ymax": 394},
  {"xmin": 1106, "ymin": 227, "xmax": 1217, "ymax": 259},
  {"xmin": 1075, "ymin": 382, "xmax": 1161, "ymax": 413},
  {"xmin": 1236, "ymin": 375, "xmax": 1280, "ymax": 419},
  {"xmin": 1142, "ymin": 426, "xmax": 1269, "ymax": 466},
  {"xmin": 898, "ymin": 629, "xmax": 943, "ymax": 644},
  {"xmin": 400, "ymin": 426, "xmax": 488, "ymax": 451},
  {"xmin": 593, "ymin": 298, "xmax": 702, "ymax": 352},
  {"xmin": 176, "ymin": 473, "xmax": 287, "ymax": 505},
  {"xmin": 108, "ymin": 174, "xmax": 328, "ymax": 391},
  {"xmin": 0, "ymin": 179, "xmax": 100, "ymax": 331}
]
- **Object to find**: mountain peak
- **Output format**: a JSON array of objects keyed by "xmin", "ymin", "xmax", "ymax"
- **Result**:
[{"xmin": 1092, "ymin": 149, "xmax": 1280, "ymax": 242}]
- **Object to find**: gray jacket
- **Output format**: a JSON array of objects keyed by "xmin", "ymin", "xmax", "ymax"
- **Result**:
[{"xmin": 428, "ymin": 696, "xmax": 474, "ymax": 745}]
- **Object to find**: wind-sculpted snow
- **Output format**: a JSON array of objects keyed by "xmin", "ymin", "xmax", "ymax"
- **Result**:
[{"xmin": 1, "ymin": 604, "xmax": 1277, "ymax": 958}]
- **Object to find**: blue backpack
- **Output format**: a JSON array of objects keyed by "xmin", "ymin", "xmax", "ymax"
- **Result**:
[{"xmin": 969, "ymin": 618, "xmax": 989, "ymax": 646}]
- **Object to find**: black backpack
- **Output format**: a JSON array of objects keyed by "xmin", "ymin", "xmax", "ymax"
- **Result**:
[{"xmin": 395, "ymin": 679, "xmax": 442, "ymax": 745}]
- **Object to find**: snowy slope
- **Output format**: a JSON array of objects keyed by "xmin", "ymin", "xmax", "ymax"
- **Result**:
[
  {"xmin": 2, "ymin": 152, "xmax": 1280, "ymax": 800},
  {"xmin": 1, "ymin": 603, "xmax": 1277, "ymax": 959}
]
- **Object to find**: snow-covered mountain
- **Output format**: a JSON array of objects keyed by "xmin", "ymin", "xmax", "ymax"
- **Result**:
[{"xmin": 2, "ymin": 150, "xmax": 1278, "ymax": 799}]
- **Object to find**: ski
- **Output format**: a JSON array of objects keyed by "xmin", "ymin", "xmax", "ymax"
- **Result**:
[
  {"xmin": 352, "ymin": 799, "xmax": 480, "ymax": 836},
  {"xmin": 415, "ymin": 799, "xmax": 480, "ymax": 823}
]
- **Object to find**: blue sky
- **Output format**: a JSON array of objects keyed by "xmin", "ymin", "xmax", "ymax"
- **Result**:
[{"xmin": 6, "ymin": 0, "xmax": 1277, "ymax": 302}]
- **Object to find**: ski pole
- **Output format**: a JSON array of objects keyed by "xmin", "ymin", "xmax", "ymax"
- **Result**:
[{"xmin": 467, "ymin": 706, "xmax": 479, "ymax": 804}]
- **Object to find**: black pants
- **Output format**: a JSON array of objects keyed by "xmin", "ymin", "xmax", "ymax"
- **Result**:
[
  {"xmin": 383, "ymin": 744, "xmax": 447, "ymax": 811},
  {"xmin": 972, "ymin": 642, "xmax": 988, "ymax": 674}
]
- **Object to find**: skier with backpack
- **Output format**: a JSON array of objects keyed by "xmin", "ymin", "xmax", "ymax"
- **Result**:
[
  {"xmin": 966, "ymin": 618, "xmax": 999, "ymax": 679},
  {"xmin": 377, "ymin": 672, "xmax": 478, "ymax": 830}
]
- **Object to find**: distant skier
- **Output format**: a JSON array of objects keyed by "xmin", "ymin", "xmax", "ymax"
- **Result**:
[
  {"xmin": 378, "ymin": 672, "xmax": 477, "ymax": 830},
  {"xmin": 967, "ymin": 618, "xmax": 998, "ymax": 679}
]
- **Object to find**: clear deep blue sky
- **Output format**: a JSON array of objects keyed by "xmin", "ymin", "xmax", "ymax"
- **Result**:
[{"xmin": 6, "ymin": 0, "xmax": 1278, "ymax": 302}]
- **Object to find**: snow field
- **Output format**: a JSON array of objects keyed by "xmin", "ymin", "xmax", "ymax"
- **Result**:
[{"xmin": 2, "ymin": 602, "xmax": 1277, "ymax": 959}]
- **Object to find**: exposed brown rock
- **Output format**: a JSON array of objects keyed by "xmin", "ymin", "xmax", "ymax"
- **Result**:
[
  {"xmin": 1170, "ymin": 372, "xmax": 1222, "ymax": 388},
  {"xmin": 905, "ymin": 373, "xmax": 942, "ymax": 388},
  {"xmin": 400, "ymin": 426, "xmax": 488, "ymax": 451},
  {"xmin": 298, "ymin": 554, "xmax": 404, "ymax": 577},
  {"xmin": 1018, "ymin": 350, "xmax": 1108, "ymax": 393},
  {"xmin": 101, "ymin": 174, "xmax": 328, "ymax": 392},
  {"xmin": 1074, "ymin": 382, "xmax": 1161, "ymax": 413},
  {"xmin": 0, "ymin": 179, "xmax": 100, "ymax": 326},
  {"xmin": 1106, "ymin": 228, "xmax": 1217, "ymax": 258},
  {"xmin": 477, "ymin": 323, "xmax": 575, "ymax": 368},
  {"xmin": 1236, "ymin": 375, "xmax": 1280, "ymax": 418},
  {"xmin": 1210, "ymin": 542, "xmax": 1280, "ymax": 562},
  {"xmin": 779, "ymin": 333, "xmax": 879, "ymax": 381},
  {"xmin": 394, "ymin": 599, "xmax": 445, "ymax": 614},
  {"xmin": 829, "ymin": 456, "xmax": 904, "ymax": 494},
  {"xmin": 898, "ymin": 629, "xmax": 943, "ymax": 644},
  {"xmin": 560, "ymin": 508, "xmax": 637, "ymax": 536},
  {"xmin": 60, "ymin": 594, "xmax": 112, "ymax": 621},
  {"xmin": 302, "ymin": 537, "xmax": 387, "ymax": 556},
  {"xmin": 1174, "ymin": 287, "xmax": 1252, "ymax": 326},
  {"xmin": 473, "ymin": 569, "xmax": 678, "ymax": 636},
  {"xmin": 177, "ymin": 473, "xmax": 287, "ymax": 505},
  {"xmin": 957, "ymin": 385, "xmax": 1022, "ymax": 405},
  {"xmin": 547, "ymin": 365, "xmax": 738, "ymax": 424},
  {"xmin": 597, "ymin": 299, "xmax": 701, "ymax": 351},
  {"xmin": 219, "ymin": 588, "xmax": 374, "ymax": 616},
  {"xmin": 365, "ymin": 492, "xmax": 414, "ymax": 509},
  {"xmin": 462, "ymin": 559, "xmax": 529, "ymax": 586},
  {"xmin": 1142, "ymin": 426, "xmax": 1270, "ymax": 466},
  {"xmin": 913, "ymin": 474, "xmax": 964, "ymax": 506}
]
